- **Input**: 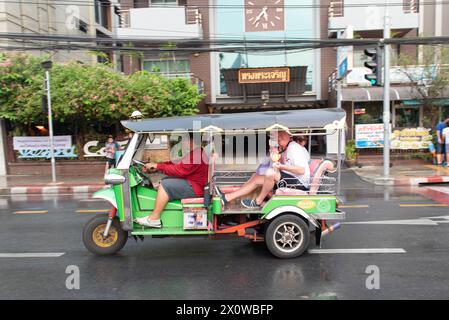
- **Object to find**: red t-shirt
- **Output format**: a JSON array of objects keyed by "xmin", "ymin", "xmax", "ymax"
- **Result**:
[{"xmin": 156, "ymin": 148, "xmax": 208, "ymax": 197}]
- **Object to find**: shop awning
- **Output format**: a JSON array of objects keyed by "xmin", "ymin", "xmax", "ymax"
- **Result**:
[{"xmin": 340, "ymin": 86, "xmax": 422, "ymax": 102}]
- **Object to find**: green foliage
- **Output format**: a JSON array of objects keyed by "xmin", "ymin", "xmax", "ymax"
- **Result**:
[
  {"xmin": 392, "ymin": 45, "xmax": 449, "ymax": 126},
  {"xmin": 0, "ymin": 52, "xmax": 204, "ymax": 132},
  {"xmin": 345, "ymin": 139, "xmax": 357, "ymax": 160}
]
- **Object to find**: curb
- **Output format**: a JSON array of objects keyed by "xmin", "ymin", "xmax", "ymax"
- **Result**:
[
  {"xmin": 356, "ymin": 173, "xmax": 449, "ymax": 186},
  {"xmin": 0, "ymin": 184, "xmax": 106, "ymax": 195},
  {"xmin": 395, "ymin": 176, "xmax": 449, "ymax": 186}
]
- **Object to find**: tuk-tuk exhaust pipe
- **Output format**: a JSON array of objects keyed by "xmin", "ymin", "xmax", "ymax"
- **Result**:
[{"xmin": 103, "ymin": 207, "xmax": 117, "ymax": 238}]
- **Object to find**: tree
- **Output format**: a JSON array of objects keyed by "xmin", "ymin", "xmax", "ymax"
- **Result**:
[
  {"xmin": 393, "ymin": 45, "xmax": 449, "ymax": 127},
  {"xmin": 0, "ymin": 52, "xmax": 204, "ymax": 158}
]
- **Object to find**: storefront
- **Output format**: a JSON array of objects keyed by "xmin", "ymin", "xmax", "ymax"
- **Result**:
[
  {"xmin": 209, "ymin": 0, "xmax": 321, "ymax": 112},
  {"xmin": 337, "ymin": 86, "xmax": 448, "ymax": 162}
]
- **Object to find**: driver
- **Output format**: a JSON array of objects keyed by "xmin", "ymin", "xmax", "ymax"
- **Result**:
[{"xmin": 134, "ymin": 133, "xmax": 208, "ymax": 228}]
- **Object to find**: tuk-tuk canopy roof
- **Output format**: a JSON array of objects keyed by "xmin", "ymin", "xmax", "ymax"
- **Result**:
[{"xmin": 121, "ymin": 109, "xmax": 346, "ymax": 133}]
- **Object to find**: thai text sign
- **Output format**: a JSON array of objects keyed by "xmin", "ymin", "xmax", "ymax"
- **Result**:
[
  {"xmin": 238, "ymin": 67, "xmax": 290, "ymax": 84},
  {"xmin": 13, "ymin": 136, "xmax": 72, "ymax": 150},
  {"xmin": 355, "ymin": 124, "xmax": 384, "ymax": 148}
]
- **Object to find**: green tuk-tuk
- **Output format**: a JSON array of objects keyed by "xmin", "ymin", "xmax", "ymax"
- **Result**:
[{"xmin": 83, "ymin": 109, "xmax": 346, "ymax": 259}]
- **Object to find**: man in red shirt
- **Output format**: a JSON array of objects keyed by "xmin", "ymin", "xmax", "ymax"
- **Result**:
[{"xmin": 134, "ymin": 133, "xmax": 208, "ymax": 228}]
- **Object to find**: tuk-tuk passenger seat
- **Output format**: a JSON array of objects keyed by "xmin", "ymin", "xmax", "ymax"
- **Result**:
[{"xmin": 275, "ymin": 159, "xmax": 335, "ymax": 196}]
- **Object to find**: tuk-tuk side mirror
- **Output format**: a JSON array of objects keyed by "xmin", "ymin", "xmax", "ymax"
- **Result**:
[{"xmin": 105, "ymin": 173, "xmax": 126, "ymax": 186}]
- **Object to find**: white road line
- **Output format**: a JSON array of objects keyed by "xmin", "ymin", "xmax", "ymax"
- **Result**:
[
  {"xmin": 309, "ymin": 248, "xmax": 406, "ymax": 254},
  {"xmin": 0, "ymin": 253, "xmax": 65, "ymax": 258}
]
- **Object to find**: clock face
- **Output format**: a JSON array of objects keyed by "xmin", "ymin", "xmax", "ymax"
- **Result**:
[{"xmin": 245, "ymin": 0, "xmax": 285, "ymax": 32}]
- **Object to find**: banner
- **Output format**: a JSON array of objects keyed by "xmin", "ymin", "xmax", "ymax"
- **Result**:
[
  {"xmin": 355, "ymin": 124, "xmax": 384, "ymax": 148},
  {"xmin": 13, "ymin": 136, "xmax": 72, "ymax": 150}
]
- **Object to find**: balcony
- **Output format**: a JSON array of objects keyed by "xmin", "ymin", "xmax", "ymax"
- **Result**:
[
  {"xmin": 328, "ymin": 0, "xmax": 419, "ymax": 35},
  {"xmin": 117, "ymin": 6, "xmax": 202, "ymax": 39}
]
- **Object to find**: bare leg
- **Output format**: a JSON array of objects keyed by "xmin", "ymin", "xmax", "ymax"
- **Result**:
[
  {"xmin": 255, "ymin": 171, "xmax": 281, "ymax": 205},
  {"xmin": 225, "ymin": 175, "xmax": 265, "ymax": 202},
  {"xmin": 104, "ymin": 162, "xmax": 109, "ymax": 177},
  {"xmin": 148, "ymin": 185, "xmax": 169, "ymax": 220}
]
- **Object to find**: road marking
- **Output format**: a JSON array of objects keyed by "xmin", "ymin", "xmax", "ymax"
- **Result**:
[
  {"xmin": 309, "ymin": 248, "xmax": 406, "ymax": 254},
  {"xmin": 14, "ymin": 210, "xmax": 48, "ymax": 214},
  {"xmin": 0, "ymin": 253, "xmax": 65, "ymax": 258},
  {"xmin": 339, "ymin": 205, "xmax": 369, "ymax": 209},
  {"xmin": 343, "ymin": 219, "xmax": 438, "ymax": 226},
  {"xmin": 399, "ymin": 203, "xmax": 448, "ymax": 207},
  {"xmin": 76, "ymin": 209, "xmax": 109, "ymax": 213}
]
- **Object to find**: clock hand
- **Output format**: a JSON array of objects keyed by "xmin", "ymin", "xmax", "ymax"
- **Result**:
[{"xmin": 253, "ymin": 6, "xmax": 268, "ymax": 25}]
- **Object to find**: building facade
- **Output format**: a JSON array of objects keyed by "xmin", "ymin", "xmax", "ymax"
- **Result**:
[
  {"xmin": 0, "ymin": 0, "xmax": 121, "ymax": 65},
  {"xmin": 118, "ymin": 0, "xmax": 331, "ymax": 113}
]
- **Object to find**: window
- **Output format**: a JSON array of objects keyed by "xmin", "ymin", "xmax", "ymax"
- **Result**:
[
  {"xmin": 95, "ymin": 0, "xmax": 110, "ymax": 29},
  {"xmin": 143, "ymin": 60, "xmax": 190, "ymax": 76},
  {"xmin": 151, "ymin": 0, "xmax": 177, "ymax": 6},
  {"xmin": 395, "ymin": 105, "xmax": 421, "ymax": 128},
  {"xmin": 354, "ymin": 102, "xmax": 383, "ymax": 125}
]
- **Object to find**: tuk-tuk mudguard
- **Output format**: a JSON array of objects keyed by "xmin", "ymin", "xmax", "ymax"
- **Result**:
[
  {"xmin": 263, "ymin": 205, "xmax": 320, "ymax": 229},
  {"xmin": 92, "ymin": 188, "xmax": 117, "ymax": 209}
]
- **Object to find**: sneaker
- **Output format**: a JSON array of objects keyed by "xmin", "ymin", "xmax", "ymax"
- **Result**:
[
  {"xmin": 216, "ymin": 187, "xmax": 229, "ymax": 206},
  {"xmin": 134, "ymin": 217, "xmax": 162, "ymax": 228},
  {"xmin": 241, "ymin": 199, "xmax": 261, "ymax": 209}
]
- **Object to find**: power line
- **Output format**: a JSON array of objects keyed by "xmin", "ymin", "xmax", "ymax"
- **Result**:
[{"xmin": 0, "ymin": 0, "xmax": 445, "ymax": 9}]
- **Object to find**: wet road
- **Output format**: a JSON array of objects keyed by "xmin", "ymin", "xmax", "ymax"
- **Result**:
[{"xmin": 1, "ymin": 171, "xmax": 449, "ymax": 300}]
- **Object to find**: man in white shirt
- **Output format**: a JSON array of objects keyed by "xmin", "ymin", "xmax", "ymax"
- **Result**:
[{"xmin": 217, "ymin": 131, "xmax": 310, "ymax": 209}]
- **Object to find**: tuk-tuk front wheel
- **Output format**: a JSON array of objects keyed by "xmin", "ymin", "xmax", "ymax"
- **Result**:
[
  {"xmin": 265, "ymin": 214, "xmax": 310, "ymax": 259},
  {"xmin": 83, "ymin": 214, "xmax": 127, "ymax": 256}
]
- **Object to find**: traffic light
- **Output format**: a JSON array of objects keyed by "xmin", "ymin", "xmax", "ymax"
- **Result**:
[{"xmin": 364, "ymin": 47, "xmax": 383, "ymax": 86}]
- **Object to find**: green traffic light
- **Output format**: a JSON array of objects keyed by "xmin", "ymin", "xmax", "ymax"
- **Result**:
[{"xmin": 370, "ymin": 79, "xmax": 377, "ymax": 85}]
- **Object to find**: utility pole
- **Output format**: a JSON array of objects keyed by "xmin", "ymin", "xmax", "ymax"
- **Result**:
[
  {"xmin": 42, "ymin": 60, "xmax": 56, "ymax": 183},
  {"xmin": 382, "ymin": 14, "xmax": 391, "ymax": 179}
]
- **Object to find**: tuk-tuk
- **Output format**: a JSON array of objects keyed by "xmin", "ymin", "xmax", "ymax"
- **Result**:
[{"xmin": 83, "ymin": 109, "xmax": 346, "ymax": 259}]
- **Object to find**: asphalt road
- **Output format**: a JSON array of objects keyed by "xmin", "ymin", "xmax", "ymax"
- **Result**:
[{"xmin": 1, "ymin": 171, "xmax": 449, "ymax": 300}]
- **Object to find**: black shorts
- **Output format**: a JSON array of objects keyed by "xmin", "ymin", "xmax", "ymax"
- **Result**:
[
  {"xmin": 106, "ymin": 158, "xmax": 115, "ymax": 167},
  {"xmin": 160, "ymin": 177, "xmax": 197, "ymax": 201},
  {"xmin": 275, "ymin": 171, "xmax": 309, "ymax": 191}
]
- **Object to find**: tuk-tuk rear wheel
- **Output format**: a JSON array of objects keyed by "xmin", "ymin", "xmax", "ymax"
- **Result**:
[
  {"xmin": 265, "ymin": 214, "xmax": 310, "ymax": 259},
  {"xmin": 83, "ymin": 214, "xmax": 127, "ymax": 256}
]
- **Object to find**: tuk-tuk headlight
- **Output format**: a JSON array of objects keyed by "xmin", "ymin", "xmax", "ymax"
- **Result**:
[{"xmin": 105, "ymin": 173, "xmax": 126, "ymax": 186}]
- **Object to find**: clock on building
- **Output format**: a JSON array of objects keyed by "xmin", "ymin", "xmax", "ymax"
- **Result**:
[{"xmin": 244, "ymin": 0, "xmax": 285, "ymax": 32}]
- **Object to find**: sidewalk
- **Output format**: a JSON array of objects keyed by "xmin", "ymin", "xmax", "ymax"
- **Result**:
[
  {"xmin": 351, "ymin": 164, "xmax": 449, "ymax": 186},
  {"xmin": 0, "ymin": 174, "xmax": 105, "ymax": 195}
]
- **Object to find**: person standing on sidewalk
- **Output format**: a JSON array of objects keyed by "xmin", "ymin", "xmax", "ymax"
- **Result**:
[
  {"xmin": 436, "ymin": 117, "xmax": 449, "ymax": 165},
  {"xmin": 442, "ymin": 121, "xmax": 449, "ymax": 167},
  {"xmin": 104, "ymin": 135, "xmax": 120, "ymax": 176}
]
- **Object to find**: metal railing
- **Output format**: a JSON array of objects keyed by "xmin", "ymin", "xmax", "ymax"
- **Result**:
[{"xmin": 328, "ymin": 0, "xmax": 344, "ymax": 18}]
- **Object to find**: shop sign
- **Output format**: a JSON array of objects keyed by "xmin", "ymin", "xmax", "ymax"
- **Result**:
[
  {"xmin": 13, "ymin": 136, "xmax": 72, "ymax": 150},
  {"xmin": 354, "ymin": 108, "xmax": 366, "ymax": 115},
  {"xmin": 355, "ymin": 124, "xmax": 384, "ymax": 148},
  {"xmin": 391, "ymin": 128, "xmax": 432, "ymax": 150},
  {"xmin": 238, "ymin": 67, "xmax": 290, "ymax": 84}
]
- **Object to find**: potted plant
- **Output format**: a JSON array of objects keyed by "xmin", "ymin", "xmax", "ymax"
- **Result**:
[{"xmin": 345, "ymin": 139, "xmax": 357, "ymax": 167}]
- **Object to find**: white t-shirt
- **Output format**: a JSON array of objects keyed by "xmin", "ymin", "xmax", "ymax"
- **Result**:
[
  {"xmin": 443, "ymin": 127, "xmax": 449, "ymax": 145},
  {"xmin": 281, "ymin": 141, "xmax": 311, "ymax": 187}
]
